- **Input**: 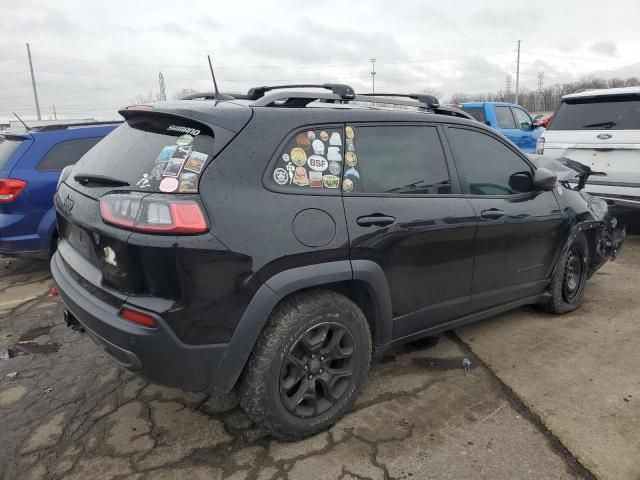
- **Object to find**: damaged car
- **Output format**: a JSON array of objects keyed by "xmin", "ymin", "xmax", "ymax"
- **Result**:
[{"xmin": 51, "ymin": 84, "xmax": 625, "ymax": 440}]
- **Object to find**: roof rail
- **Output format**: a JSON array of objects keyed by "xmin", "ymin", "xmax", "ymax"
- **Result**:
[
  {"xmin": 246, "ymin": 83, "xmax": 356, "ymax": 101},
  {"xmin": 31, "ymin": 121, "xmax": 122, "ymax": 132},
  {"xmin": 180, "ymin": 92, "xmax": 247, "ymax": 100},
  {"xmin": 358, "ymin": 93, "xmax": 440, "ymax": 108}
]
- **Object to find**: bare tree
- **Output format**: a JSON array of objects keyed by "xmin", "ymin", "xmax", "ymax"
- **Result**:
[
  {"xmin": 129, "ymin": 91, "xmax": 163, "ymax": 104},
  {"xmin": 172, "ymin": 88, "xmax": 198, "ymax": 100}
]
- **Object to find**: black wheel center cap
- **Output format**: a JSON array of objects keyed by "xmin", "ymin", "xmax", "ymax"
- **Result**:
[{"xmin": 309, "ymin": 358, "xmax": 321, "ymax": 374}]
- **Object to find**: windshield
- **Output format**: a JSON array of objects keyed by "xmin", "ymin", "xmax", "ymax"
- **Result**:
[
  {"xmin": 71, "ymin": 115, "xmax": 215, "ymax": 193},
  {"xmin": 550, "ymin": 95, "xmax": 640, "ymax": 130},
  {"xmin": 0, "ymin": 136, "xmax": 24, "ymax": 170}
]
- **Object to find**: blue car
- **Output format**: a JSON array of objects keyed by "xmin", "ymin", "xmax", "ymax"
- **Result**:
[
  {"xmin": 459, "ymin": 102, "xmax": 543, "ymax": 153},
  {"xmin": 0, "ymin": 122, "xmax": 119, "ymax": 258}
]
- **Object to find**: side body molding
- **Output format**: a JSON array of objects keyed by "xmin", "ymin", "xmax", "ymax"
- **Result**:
[{"xmin": 208, "ymin": 259, "xmax": 393, "ymax": 393}]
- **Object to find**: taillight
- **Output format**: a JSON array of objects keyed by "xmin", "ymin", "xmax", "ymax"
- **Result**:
[
  {"xmin": 0, "ymin": 179, "xmax": 27, "ymax": 202},
  {"xmin": 100, "ymin": 193, "xmax": 208, "ymax": 234},
  {"xmin": 120, "ymin": 307, "xmax": 157, "ymax": 328},
  {"xmin": 536, "ymin": 136, "xmax": 545, "ymax": 155}
]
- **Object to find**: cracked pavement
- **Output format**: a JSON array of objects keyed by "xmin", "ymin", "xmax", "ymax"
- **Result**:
[{"xmin": 1, "ymin": 239, "xmax": 637, "ymax": 480}]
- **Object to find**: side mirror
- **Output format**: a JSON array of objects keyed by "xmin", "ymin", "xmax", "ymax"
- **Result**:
[
  {"xmin": 533, "ymin": 167, "xmax": 557, "ymax": 191},
  {"xmin": 532, "ymin": 120, "xmax": 541, "ymax": 129}
]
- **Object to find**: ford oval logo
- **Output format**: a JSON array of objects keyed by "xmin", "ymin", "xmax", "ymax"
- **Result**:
[{"xmin": 597, "ymin": 133, "xmax": 612, "ymax": 140}]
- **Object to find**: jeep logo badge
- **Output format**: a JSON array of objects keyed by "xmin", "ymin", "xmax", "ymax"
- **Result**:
[
  {"xmin": 61, "ymin": 193, "xmax": 75, "ymax": 213},
  {"xmin": 597, "ymin": 133, "xmax": 612, "ymax": 140}
]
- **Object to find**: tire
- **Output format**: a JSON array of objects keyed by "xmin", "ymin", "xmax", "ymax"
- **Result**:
[
  {"xmin": 542, "ymin": 232, "xmax": 589, "ymax": 314},
  {"xmin": 238, "ymin": 289, "xmax": 372, "ymax": 440}
]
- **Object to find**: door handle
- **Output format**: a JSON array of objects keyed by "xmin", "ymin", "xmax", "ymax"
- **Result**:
[
  {"xmin": 356, "ymin": 215, "xmax": 396, "ymax": 227},
  {"xmin": 480, "ymin": 209, "xmax": 506, "ymax": 220}
]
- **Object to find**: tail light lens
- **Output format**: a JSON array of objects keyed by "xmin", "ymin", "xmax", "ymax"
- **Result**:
[
  {"xmin": 535, "ymin": 136, "xmax": 545, "ymax": 155},
  {"xmin": 120, "ymin": 307, "xmax": 157, "ymax": 328},
  {"xmin": 100, "ymin": 193, "xmax": 208, "ymax": 234},
  {"xmin": 0, "ymin": 179, "xmax": 27, "ymax": 202}
]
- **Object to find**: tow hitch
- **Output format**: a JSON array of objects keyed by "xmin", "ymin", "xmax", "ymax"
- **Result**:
[{"xmin": 63, "ymin": 309, "xmax": 85, "ymax": 332}]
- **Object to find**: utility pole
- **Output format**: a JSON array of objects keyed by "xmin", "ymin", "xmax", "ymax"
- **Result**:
[
  {"xmin": 505, "ymin": 75, "xmax": 513, "ymax": 102},
  {"xmin": 26, "ymin": 43, "xmax": 41, "ymax": 120},
  {"xmin": 537, "ymin": 71, "xmax": 544, "ymax": 112},
  {"xmin": 158, "ymin": 72, "xmax": 167, "ymax": 101},
  {"xmin": 370, "ymin": 58, "xmax": 376, "ymax": 96},
  {"xmin": 52, "ymin": 105, "xmax": 57, "ymax": 120},
  {"xmin": 514, "ymin": 40, "xmax": 521, "ymax": 105}
]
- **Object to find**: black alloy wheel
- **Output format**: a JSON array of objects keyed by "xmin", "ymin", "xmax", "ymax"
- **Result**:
[{"xmin": 562, "ymin": 245, "xmax": 585, "ymax": 303}]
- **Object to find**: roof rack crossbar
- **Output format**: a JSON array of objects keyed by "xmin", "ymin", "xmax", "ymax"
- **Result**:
[
  {"xmin": 358, "ymin": 93, "xmax": 440, "ymax": 108},
  {"xmin": 246, "ymin": 83, "xmax": 355, "ymax": 101}
]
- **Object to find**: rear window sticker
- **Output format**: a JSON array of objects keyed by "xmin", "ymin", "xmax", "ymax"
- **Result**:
[
  {"xmin": 322, "ymin": 175, "xmax": 340, "ymax": 189},
  {"xmin": 345, "ymin": 152, "xmax": 358, "ymax": 167},
  {"xmin": 344, "ymin": 167, "xmax": 360, "ymax": 179},
  {"xmin": 328, "ymin": 161, "xmax": 341, "ymax": 175},
  {"xmin": 290, "ymin": 148, "xmax": 307, "ymax": 166},
  {"xmin": 286, "ymin": 163, "xmax": 295, "ymax": 184},
  {"xmin": 150, "ymin": 163, "xmax": 165, "ymax": 180},
  {"xmin": 273, "ymin": 167, "xmax": 288, "ymax": 185},
  {"xmin": 176, "ymin": 134, "xmax": 194, "ymax": 146},
  {"xmin": 163, "ymin": 158, "xmax": 185, "ymax": 177},
  {"xmin": 296, "ymin": 133, "xmax": 311, "ymax": 150},
  {"xmin": 169, "ymin": 145, "xmax": 193, "ymax": 162},
  {"xmin": 184, "ymin": 151, "xmax": 207, "ymax": 174},
  {"xmin": 346, "ymin": 126, "xmax": 355, "ymax": 140},
  {"xmin": 309, "ymin": 171, "xmax": 323, "ymax": 188},
  {"xmin": 308, "ymin": 155, "xmax": 328, "ymax": 172},
  {"xmin": 329, "ymin": 132, "xmax": 341, "ymax": 145},
  {"xmin": 307, "ymin": 131, "xmax": 316, "ymax": 141},
  {"xmin": 136, "ymin": 173, "xmax": 151, "ymax": 188},
  {"xmin": 346, "ymin": 139, "xmax": 356, "ymax": 152},
  {"xmin": 343, "ymin": 178, "xmax": 354, "ymax": 192},
  {"xmin": 320, "ymin": 131, "xmax": 329, "ymax": 142},
  {"xmin": 327, "ymin": 146, "xmax": 342, "ymax": 162},
  {"xmin": 156, "ymin": 145, "xmax": 177, "ymax": 163},
  {"xmin": 293, "ymin": 167, "xmax": 309, "ymax": 186},
  {"xmin": 159, "ymin": 177, "xmax": 179, "ymax": 192},
  {"xmin": 282, "ymin": 153, "xmax": 290, "ymax": 162},
  {"xmin": 312, "ymin": 139, "xmax": 325, "ymax": 156},
  {"xmin": 168, "ymin": 125, "xmax": 200, "ymax": 136},
  {"xmin": 178, "ymin": 172, "xmax": 197, "ymax": 192}
]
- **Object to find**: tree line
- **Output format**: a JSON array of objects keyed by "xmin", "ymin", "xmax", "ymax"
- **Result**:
[{"xmin": 449, "ymin": 75, "xmax": 640, "ymax": 113}]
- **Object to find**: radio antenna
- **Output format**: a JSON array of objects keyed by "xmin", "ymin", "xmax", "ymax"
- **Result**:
[
  {"xmin": 207, "ymin": 55, "xmax": 220, "ymax": 96},
  {"xmin": 12, "ymin": 112, "xmax": 30, "ymax": 130}
]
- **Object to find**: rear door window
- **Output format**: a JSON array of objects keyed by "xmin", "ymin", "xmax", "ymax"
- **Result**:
[
  {"xmin": 495, "ymin": 107, "xmax": 517, "ymax": 129},
  {"xmin": 461, "ymin": 107, "xmax": 486, "ymax": 123},
  {"xmin": 0, "ymin": 136, "xmax": 24, "ymax": 170},
  {"xmin": 343, "ymin": 125, "xmax": 451, "ymax": 195},
  {"xmin": 511, "ymin": 108, "xmax": 532, "ymax": 130},
  {"xmin": 550, "ymin": 95, "xmax": 640, "ymax": 130},
  {"xmin": 37, "ymin": 137, "xmax": 102, "ymax": 171},
  {"xmin": 72, "ymin": 115, "xmax": 215, "ymax": 194}
]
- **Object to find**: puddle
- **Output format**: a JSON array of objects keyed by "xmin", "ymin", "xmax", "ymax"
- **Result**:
[
  {"xmin": 380, "ymin": 336, "xmax": 441, "ymax": 363},
  {"xmin": 5, "ymin": 325, "xmax": 60, "ymax": 359}
]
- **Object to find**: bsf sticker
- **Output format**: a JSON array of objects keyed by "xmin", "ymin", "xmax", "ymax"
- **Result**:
[
  {"xmin": 273, "ymin": 167, "xmax": 288, "ymax": 185},
  {"xmin": 290, "ymin": 147, "xmax": 307, "ymax": 166},
  {"xmin": 282, "ymin": 153, "xmax": 290, "ymax": 162},
  {"xmin": 159, "ymin": 177, "xmax": 179, "ymax": 192},
  {"xmin": 322, "ymin": 175, "xmax": 340, "ymax": 189},
  {"xmin": 176, "ymin": 134, "xmax": 194, "ymax": 146},
  {"xmin": 342, "ymin": 178, "xmax": 354, "ymax": 192},
  {"xmin": 345, "ymin": 152, "xmax": 358, "ymax": 167},
  {"xmin": 328, "ymin": 161, "xmax": 341, "ymax": 175},
  {"xmin": 293, "ymin": 166, "xmax": 309, "ymax": 186},
  {"xmin": 346, "ymin": 126, "xmax": 355, "ymax": 139},
  {"xmin": 320, "ymin": 131, "xmax": 329, "ymax": 141},
  {"xmin": 309, "ymin": 171, "xmax": 323, "ymax": 188},
  {"xmin": 308, "ymin": 155, "xmax": 328, "ymax": 172}
]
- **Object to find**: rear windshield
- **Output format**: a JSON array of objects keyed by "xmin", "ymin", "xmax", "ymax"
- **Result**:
[
  {"xmin": 0, "ymin": 136, "xmax": 24, "ymax": 170},
  {"xmin": 71, "ymin": 115, "xmax": 215, "ymax": 193},
  {"xmin": 461, "ymin": 107, "xmax": 487, "ymax": 123},
  {"xmin": 550, "ymin": 95, "xmax": 640, "ymax": 130}
]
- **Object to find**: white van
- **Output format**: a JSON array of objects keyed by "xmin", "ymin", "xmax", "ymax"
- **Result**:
[{"xmin": 538, "ymin": 87, "xmax": 640, "ymax": 219}]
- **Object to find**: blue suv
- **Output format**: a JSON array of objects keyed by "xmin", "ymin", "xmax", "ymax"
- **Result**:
[
  {"xmin": 459, "ymin": 102, "xmax": 543, "ymax": 153},
  {"xmin": 0, "ymin": 122, "xmax": 119, "ymax": 258}
]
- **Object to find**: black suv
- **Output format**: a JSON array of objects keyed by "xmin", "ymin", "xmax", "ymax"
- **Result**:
[{"xmin": 52, "ymin": 84, "xmax": 624, "ymax": 440}]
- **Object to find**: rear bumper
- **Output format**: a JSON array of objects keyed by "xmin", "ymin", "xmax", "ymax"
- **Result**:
[
  {"xmin": 51, "ymin": 251, "xmax": 228, "ymax": 392},
  {"xmin": 0, "ymin": 212, "xmax": 51, "ymax": 256}
]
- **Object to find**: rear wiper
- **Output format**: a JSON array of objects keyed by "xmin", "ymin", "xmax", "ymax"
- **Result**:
[
  {"xmin": 583, "ymin": 121, "xmax": 617, "ymax": 129},
  {"xmin": 73, "ymin": 173, "xmax": 130, "ymax": 187}
]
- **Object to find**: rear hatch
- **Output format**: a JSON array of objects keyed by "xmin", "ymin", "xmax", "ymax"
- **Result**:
[
  {"xmin": 543, "ymin": 93, "xmax": 640, "ymax": 187},
  {"xmin": 0, "ymin": 132, "xmax": 33, "ymax": 204},
  {"xmin": 55, "ymin": 102, "xmax": 252, "ymax": 303}
]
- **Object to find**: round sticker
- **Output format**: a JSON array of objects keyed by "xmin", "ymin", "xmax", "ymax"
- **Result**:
[
  {"xmin": 345, "ymin": 152, "xmax": 358, "ymax": 167},
  {"xmin": 296, "ymin": 133, "xmax": 311, "ymax": 150},
  {"xmin": 176, "ymin": 134, "xmax": 193, "ymax": 146},
  {"xmin": 273, "ymin": 167, "xmax": 288, "ymax": 185},
  {"xmin": 159, "ymin": 177, "xmax": 179, "ymax": 192},
  {"xmin": 307, "ymin": 131, "xmax": 316, "ymax": 141},
  {"xmin": 328, "ymin": 161, "xmax": 341, "ymax": 175},
  {"xmin": 346, "ymin": 126, "xmax": 355, "ymax": 139},
  {"xmin": 290, "ymin": 147, "xmax": 307, "ymax": 166},
  {"xmin": 343, "ymin": 178, "xmax": 354, "ymax": 192},
  {"xmin": 307, "ymin": 155, "xmax": 328, "ymax": 172},
  {"xmin": 320, "ymin": 131, "xmax": 329, "ymax": 141},
  {"xmin": 282, "ymin": 153, "xmax": 290, "ymax": 162}
]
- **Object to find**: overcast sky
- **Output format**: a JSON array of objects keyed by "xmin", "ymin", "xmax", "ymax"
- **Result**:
[{"xmin": 2, "ymin": 0, "xmax": 640, "ymax": 121}]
